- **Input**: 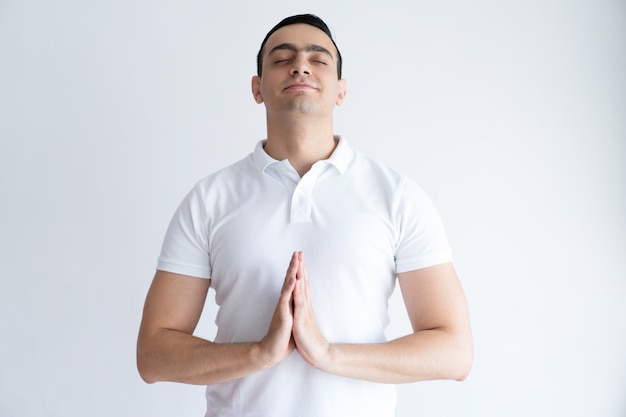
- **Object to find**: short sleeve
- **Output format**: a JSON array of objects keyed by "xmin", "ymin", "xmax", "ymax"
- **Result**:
[
  {"xmin": 394, "ymin": 177, "xmax": 453, "ymax": 273},
  {"xmin": 156, "ymin": 185, "xmax": 212, "ymax": 278}
]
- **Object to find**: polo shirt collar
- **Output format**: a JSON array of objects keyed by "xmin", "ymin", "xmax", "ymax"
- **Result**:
[
  {"xmin": 326, "ymin": 136, "xmax": 353, "ymax": 174},
  {"xmin": 252, "ymin": 136, "xmax": 354, "ymax": 175}
]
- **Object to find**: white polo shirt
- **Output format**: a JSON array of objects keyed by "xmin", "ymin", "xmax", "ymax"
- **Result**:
[{"xmin": 157, "ymin": 137, "xmax": 452, "ymax": 417}]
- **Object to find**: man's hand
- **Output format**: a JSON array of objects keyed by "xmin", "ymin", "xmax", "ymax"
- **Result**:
[
  {"xmin": 258, "ymin": 252, "xmax": 298, "ymax": 367},
  {"xmin": 291, "ymin": 251, "xmax": 332, "ymax": 369},
  {"xmin": 260, "ymin": 251, "xmax": 331, "ymax": 370}
]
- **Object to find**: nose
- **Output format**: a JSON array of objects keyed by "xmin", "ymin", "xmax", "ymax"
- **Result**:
[{"xmin": 290, "ymin": 56, "xmax": 310, "ymax": 76}]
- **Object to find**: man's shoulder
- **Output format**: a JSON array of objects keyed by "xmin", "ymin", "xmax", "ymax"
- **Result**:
[
  {"xmin": 194, "ymin": 153, "xmax": 255, "ymax": 188},
  {"xmin": 349, "ymin": 149, "xmax": 407, "ymax": 184},
  {"xmin": 346, "ymin": 148, "xmax": 429, "ymax": 202}
]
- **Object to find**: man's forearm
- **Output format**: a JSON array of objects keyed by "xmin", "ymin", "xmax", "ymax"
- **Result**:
[
  {"xmin": 291, "ymin": 255, "xmax": 473, "ymax": 384},
  {"xmin": 317, "ymin": 328, "xmax": 473, "ymax": 384},
  {"xmin": 137, "ymin": 329, "xmax": 271, "ymax": 385},
  {"xmin": 137, "ymin": 257, "xmax": 298, "ymax": 386}
]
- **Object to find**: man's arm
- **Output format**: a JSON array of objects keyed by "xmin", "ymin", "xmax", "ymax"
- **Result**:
[
  {"xmin": 137, "ymin": 255, "xmax": 299, "ymax": 385},
  {"xmin": 293, "ymin": 256, "xmax": 473, "ymax": 383}
]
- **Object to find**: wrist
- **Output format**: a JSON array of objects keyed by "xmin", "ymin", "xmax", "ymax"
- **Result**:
[
  {"xmin": 251, "ymin": 341, "xmax": 276, "ymax": 370},
  {"xmin": 316, "ymin": 342, "xmax": 335, "ymax": 372}
]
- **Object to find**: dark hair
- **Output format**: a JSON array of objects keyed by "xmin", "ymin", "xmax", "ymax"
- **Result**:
[{"xmin": 256, "ymin": 14, "xmax": 343, "ymax": 79}]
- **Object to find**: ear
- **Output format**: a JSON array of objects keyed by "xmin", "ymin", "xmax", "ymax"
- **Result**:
[
  {"xmin": 335, "ymin": 78, "xmax": 347, "ymax": 106},
  {"xmin": 251, "ymin": 75, "xmax": 263, "ymax": 104}
]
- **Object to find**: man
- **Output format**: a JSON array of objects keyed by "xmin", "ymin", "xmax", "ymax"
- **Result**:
[{"xmin": 137, "ymin": 14, "xmax": 472, "ymax": 417}]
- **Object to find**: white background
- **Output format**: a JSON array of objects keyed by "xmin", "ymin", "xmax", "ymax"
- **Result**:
[{"xmin": 1, "ymin": 1, "xmax": 625, "ymax": 416}]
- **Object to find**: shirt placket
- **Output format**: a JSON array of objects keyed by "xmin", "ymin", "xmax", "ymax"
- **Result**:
[{"xmin": 274, "ymin": 161, "xmax": 328, "ymax": 224}]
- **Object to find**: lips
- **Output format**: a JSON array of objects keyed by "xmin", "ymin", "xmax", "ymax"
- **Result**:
[{"xmin": 284, "ymin": 81, "xmax": 318, "ymax": 91}]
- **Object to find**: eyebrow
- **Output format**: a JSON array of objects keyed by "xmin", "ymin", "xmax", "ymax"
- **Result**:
[{"xmin": 268, "ymin": 43, "xmax": 334, "ymax": 61}]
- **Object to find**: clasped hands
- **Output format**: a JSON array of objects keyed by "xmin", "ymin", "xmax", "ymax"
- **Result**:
[{"xmin": 259, "ymin": 251, "xmax": 331, "ymax": 370}]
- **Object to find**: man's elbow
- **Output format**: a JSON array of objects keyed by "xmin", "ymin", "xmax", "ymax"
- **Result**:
[
  {"xmin": 137, "ymin": 355, "xmax": 157, "ymax": 384},
  {"xmin": 453, "ymin": 337, "xmax": 473, "ymax": 381},
  {"xmin": 454, "ymin": 358, "xmax": 472, "ymax": 382},
  {"xmin": 137, "ymin": 363, "xmax": 158, "ymax": 384},
  {"xmin": 136, "ymin": 342, "xmax": 162, "ymax": 384}
]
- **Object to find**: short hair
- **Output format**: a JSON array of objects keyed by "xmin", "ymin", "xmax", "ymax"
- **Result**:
[{"xmin": 256, "ymin": 14, "xmax": 343, "ymax": 79}]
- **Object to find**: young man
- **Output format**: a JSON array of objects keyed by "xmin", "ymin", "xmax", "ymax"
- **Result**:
[{"xmin": 137, "ymin": 14, "xmax": 472, "ymax": 417}]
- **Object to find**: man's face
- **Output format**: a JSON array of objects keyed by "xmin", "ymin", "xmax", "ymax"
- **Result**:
[{"xmin": 252, "ymin": 24, "xmax": 346, "ymax": 118}]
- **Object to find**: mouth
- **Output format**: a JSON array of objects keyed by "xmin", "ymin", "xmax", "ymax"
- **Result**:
[{"xmin": 284, "ymin": 82, "xmax": 318, "ymax": 91}]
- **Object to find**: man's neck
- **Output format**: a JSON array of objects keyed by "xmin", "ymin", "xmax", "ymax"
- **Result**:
[{"xmin": 264, "ymin": 117, "xmax": 337, "ymax": 177}]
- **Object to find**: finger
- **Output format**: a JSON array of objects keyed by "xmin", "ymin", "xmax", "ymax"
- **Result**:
[
  {"xmin": 288, "ymin": 252, "xmax": 299, "ymax": 279},
  {"xmin": 288, "ymin": 252, "xmax": 301, "ymax": 284},
  {"xmin": 280, "ymin": 252, "xmax": 298, "ymax": 302},
  {"xmin": 297, "ymin": 252, "xmax": 309, "ymax": 299},
  {"xmin": 300, "ymin": 252, "xmax": 308, "ymax": 284},
  {"xmin": 293, "ymin": 272, "xmax": 308, "ymax": 310}
]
